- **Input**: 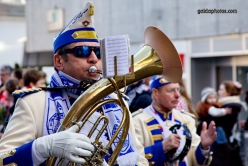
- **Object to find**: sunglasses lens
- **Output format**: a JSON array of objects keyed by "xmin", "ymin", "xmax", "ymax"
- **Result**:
[
  {"xmin": 83, "ymin": 46, "xmax": 91, "ymax": 57},
  {"xmin": 94, "ymin": 47, "xmax": 101, "ymax": 59},
  {"xmin": 73, "ymin": 46, "xmax": 89, "ymax": 57},
  {"xmin": 73, "ymin": 46, "xmax": 100, "ymax": 59}
]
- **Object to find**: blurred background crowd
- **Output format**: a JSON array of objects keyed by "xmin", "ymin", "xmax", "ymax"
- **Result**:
[
  {"xmin": 1, "ymin": 65, "xmax": 248, "ymax": 165},
  {"xmin": 0, "ymin": 65, "xmax": 47, "ymax": 132}
]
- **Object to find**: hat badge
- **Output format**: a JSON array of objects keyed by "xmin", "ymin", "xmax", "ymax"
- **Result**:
[
  {"xmin": 82, "ymin": 20, "xmax": 90, "ymax": 26},
  {"xmin": 159, "ymin": 78, "xmax": 167, "ymax": 84}
]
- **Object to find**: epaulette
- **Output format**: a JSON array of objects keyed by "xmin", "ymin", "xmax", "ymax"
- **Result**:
[
  {"xmin": 12, "ymin": 88, "xmax": 42, "ymax": 98},
  {"xmin": 132, "ymin": 109, "xmax": 143, "ymax": 117},
  {"xmin": 180, "ymin": 110, "xmax": 195, "ymax": 119}
]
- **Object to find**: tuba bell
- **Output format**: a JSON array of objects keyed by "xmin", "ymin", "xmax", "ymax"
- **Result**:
[{"xmin": 46, "ymin": 26, "xmax": 182, "ymax": 166}]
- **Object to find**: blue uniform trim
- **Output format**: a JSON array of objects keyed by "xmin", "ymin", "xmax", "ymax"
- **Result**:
[
  {"xmin": 179, "ymin": 162, "xmax": 187, "ymax": 166},
  {"xmin": 156, "ymin": 110, "xmax": 181, "ymax": 124},
  {"xmin": 150, "ymin": 128, "xmax": 162, "ymax": 135},
  {"xmin": 145, "ymin": 118, "xmax": 163, "ymax": 144},
  {"xmin": 145, "ymin": 142, "xmax": 166, "ymax": 165},
  {"xmin": 195, "ymin": 144, "xmax": 208, "ymax": 165},
  {"xmin": 3, "ymin": 140, "xmax": 34, "ymax": 166},
  {"xmin": 146, "ymin": 118, "xmax": 158, "ymax": 126}
]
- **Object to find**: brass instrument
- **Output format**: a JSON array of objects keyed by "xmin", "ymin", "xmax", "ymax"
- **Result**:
[{"xmin": 46, "ymin": 26, "xmax": 182, "ymax": 166}]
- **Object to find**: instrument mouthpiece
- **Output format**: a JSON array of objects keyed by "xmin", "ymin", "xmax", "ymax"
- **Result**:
[{"xmin": 88, "ymin": 66, "xmax": 102, "ymax": 75}]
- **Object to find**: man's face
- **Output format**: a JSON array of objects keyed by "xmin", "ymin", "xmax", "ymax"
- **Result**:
[
  {"xmin": 152, "ymin": 83, "xmax": 180, "ymax": 111},
  {"xmin": 57, "ymin": 42, "xmax": 102, "ymax": 81},
  {"xmin": 0, "ymin": 70, "xmax": 11, "ymax": 85}
]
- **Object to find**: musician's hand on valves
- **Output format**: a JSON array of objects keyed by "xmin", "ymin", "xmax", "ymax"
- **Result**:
[
  {"xmin": 200, "ymin": 121, "xmax": 217, "ymax": 150},
  {"xmin": 162, "ymin": 134, "xmax": 181, "ymax": 151},
  {"xmin": 33, "ymin": 122, "xmax": 94, "ymax": 164}
]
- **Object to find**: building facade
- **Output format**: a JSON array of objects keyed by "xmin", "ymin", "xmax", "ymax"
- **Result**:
[
  {"xmin": 0, "ymin": 0, "xmax": 26, "ymax": 68},
  {"xmin": 24, "ymin": 0, "xmax": 248, "ymax": 108}
]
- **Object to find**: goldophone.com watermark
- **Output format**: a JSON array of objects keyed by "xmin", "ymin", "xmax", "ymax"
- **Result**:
[{"xmin": 197, "ymin": 9, "xmax": 237, "ymax": 14}]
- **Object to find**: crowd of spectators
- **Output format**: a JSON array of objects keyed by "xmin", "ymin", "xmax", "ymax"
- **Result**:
[
  {"xmin": 0, "ymin": 65, "xmax": 47, "ymax": 136},
  {"xmin": 0, "ymin": 63, "xmax": 247, "ymax": 165}
]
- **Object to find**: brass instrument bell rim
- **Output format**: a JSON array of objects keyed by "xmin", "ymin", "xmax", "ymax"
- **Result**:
[{"xmin": 144, "ymin": 26, "xmax": 182, "ymax": 83}]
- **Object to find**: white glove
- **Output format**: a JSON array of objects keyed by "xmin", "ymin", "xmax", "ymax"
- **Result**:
[
  {"xmin": 101, "ymin": 160, "xmax": 109, "ymax": 166},
  {"xmin": 34, "ymin": 123, "xmax": 94, "ymax": 164}
]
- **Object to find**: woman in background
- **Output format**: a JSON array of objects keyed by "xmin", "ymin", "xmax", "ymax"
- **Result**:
[{"xmin": 217, "ymin": 80, "xmax": 247, "ymax": 166}]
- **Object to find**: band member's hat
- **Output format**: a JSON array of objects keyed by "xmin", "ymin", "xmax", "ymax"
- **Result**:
[
  {"xmin": 53, "ymin": 1, "xmax": 98, "ymax": 53},
  {"xmin": 149, "ymin": 75, "xmax": 171, "ymax": 91}
]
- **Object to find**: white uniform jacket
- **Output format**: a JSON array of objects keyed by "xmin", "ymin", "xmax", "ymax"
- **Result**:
[
  {"xmin": 132, "ymin": 106, "xmax": 212, "ymax": 166},
  {"xmin": 0, "ymin": 90, "xmax": 148, "ymax": 166}
]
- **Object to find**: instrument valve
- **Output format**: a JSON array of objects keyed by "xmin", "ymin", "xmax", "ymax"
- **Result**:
[{"xmin": 85, "ymin": 142, "xmax": 110, "ymax": 165}]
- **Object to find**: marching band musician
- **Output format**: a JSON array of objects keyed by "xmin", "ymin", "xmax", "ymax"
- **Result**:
[
  {"xmin": 0, "ymin": 2, "xmax": 148, "ymax": 166},
  {"xmin": 132, "ymin": 75, "xmax": 217, "ymax": 166}
]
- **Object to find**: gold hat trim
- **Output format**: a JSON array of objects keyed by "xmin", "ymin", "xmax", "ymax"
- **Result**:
[
  {"xmin": 89, "ymin": 4, "xmax": 94, "ymax": 16},
  {"xmin": 72, "ymin": 31, "xmax": 97, "ymax": 39}
]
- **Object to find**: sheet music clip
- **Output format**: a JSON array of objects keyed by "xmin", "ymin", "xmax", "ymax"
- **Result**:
[
  {"xmin": 113, "ymin": 54, "xmax": 135, "ymax": 81},
  {"xmin": 113, "ymin": 54, "xmax": 135, "ymax": 93}
]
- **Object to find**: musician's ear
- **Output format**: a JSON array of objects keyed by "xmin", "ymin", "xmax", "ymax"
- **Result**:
[
  {"xmin": 54, "ymin": 54, "xmax": 64, "ymax": 71},
  {"xmin": 152, "ymin": 88, "xmax": 159, "ymax": 99}
]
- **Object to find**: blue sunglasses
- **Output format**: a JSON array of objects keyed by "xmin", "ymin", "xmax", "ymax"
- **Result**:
[{"xmin": 64, "ymin": 46, "xmax": 101, "ymax": 59}]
